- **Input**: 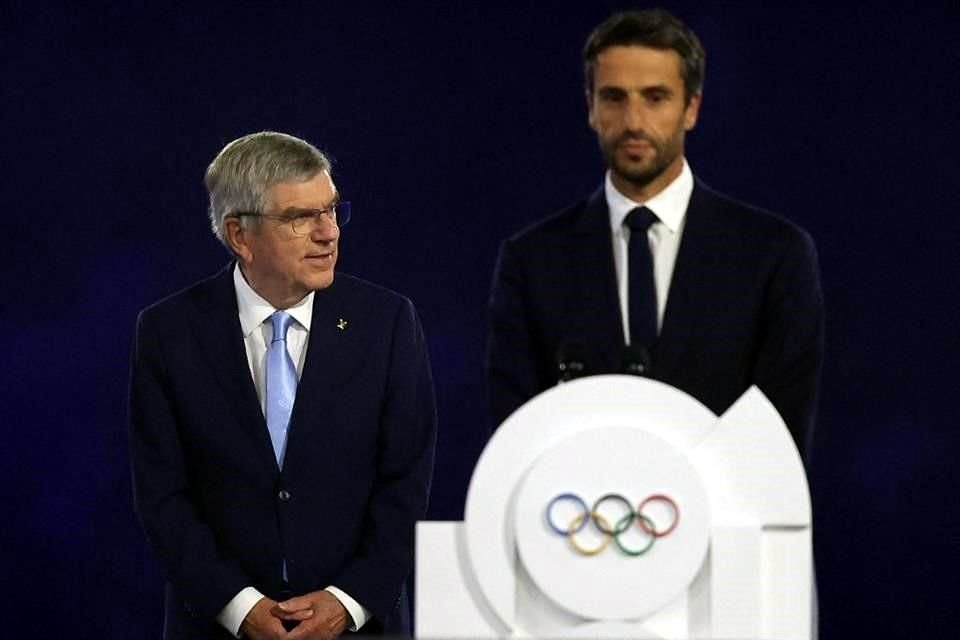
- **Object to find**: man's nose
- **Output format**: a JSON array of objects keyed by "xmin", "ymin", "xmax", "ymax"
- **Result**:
[
  {"xmin": 310, "ymin": 216, "xmax": 340, "ymax": 242},
  {"xmin": 624, "ymin": 97, "xmax": 648, "ymax": 132}
]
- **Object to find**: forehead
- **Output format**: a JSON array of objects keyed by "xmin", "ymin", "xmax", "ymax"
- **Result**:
[
  {"xmin": 593, "ymin": 45, "xmax": 684, "ymax": 90},
  {"xmin": 266, "ymin": 170, "xmax": 336, "ymax": 211}
]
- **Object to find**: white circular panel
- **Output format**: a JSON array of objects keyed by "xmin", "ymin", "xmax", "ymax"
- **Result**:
[
  {"xmin": 464, "ymin": 375, "xmax": 719, "ymax": 631},
  {"xmin": 514, "ymin": 427, "xmax": 710, "ymax": 620}
]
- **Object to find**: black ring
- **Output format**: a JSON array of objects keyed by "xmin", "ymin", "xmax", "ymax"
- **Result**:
[{"xmin": 590, "ymin": 493, "xmax": 635, "ymax": 535}]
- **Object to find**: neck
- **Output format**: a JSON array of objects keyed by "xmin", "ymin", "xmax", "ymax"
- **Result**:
[
  {"xmin": 238, "ymin": 262, "xmax": 307, "ymax": 310},
  {"xmin": 610, "ymin": 155, "xmax": 685, "ymax": 203}
]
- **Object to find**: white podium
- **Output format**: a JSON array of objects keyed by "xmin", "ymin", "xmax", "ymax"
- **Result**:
[{"xmin": 417, "ymin": 375, "xmax": 812, "ymax": 639}]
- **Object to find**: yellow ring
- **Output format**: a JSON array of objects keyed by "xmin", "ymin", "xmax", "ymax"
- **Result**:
[{"xmin": 567, "ymin": 511, "xmax": 613, "ymax": 556}]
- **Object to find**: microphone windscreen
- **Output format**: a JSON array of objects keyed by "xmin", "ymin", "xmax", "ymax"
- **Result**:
[
  {"xmin": 621, "ymin": 344, "xmax": 652, "ymax": 376},
  {"xmin": 557, "ymin": 341, "xmax": 588, "ymax": 382}
]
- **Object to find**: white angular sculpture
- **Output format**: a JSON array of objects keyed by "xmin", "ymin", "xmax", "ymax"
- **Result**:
[{"xmin": 417, "ymin": 375, "xmax": 811, "ymax": 639}]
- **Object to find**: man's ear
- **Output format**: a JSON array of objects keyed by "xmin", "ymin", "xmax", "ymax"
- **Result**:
[
  {"xmin": 585, "ymin": 89, "xmax": 597, "ymax": 130},
  {"xmin": 224, "ymin": 218, "xmax": 253, "ymax": 263},
  {"xmin": 684, "ymin": 91, "xmax": 702, "ymax": 131}
]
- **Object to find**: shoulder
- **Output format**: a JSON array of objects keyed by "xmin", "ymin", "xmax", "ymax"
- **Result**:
[
  {"xmin": 511, "ymin": 201, "xmax": 586, "ymax": 239},
  {"xmin": 322, "ymin": 272, "xmax": 422, "ymax": 333},
  {"xmin": 692, "ymin": 181, "xmax": 814, "ymax": 247},
  {"xmin": 136, "ymin": 265, "xmax": 232, "ymax": 332},
  {"xmin": 328, "ymin": 273, "xmax": 427, "ymax": 355},
  {"xmin": 328, "ymin": 272, "xmax": 413, "ymax": 310},
  {"xmin": 688, "ymin": 182, "xmax": 821, "ymax": 292},
  {"xmin": 502, "ymin": 190, "xmax": 602, "ymax": 254},
  {"xmin": 492, "ymin": 189, "xmax": 607, "ymax": 287}
]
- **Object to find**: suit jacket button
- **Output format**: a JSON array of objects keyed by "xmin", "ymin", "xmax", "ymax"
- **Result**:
[{"xmin": 278, "ymin": 490, "xmax": 291, "ymax": 501}]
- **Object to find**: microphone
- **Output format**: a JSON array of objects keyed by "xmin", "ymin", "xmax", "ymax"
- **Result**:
[
  {"xmin": 557, "ymin": 342, "xmax": 588, "ymax": 383},
  {"xmin": 621, "ymin": 344, "xmax": 652, "ymax": 377}
]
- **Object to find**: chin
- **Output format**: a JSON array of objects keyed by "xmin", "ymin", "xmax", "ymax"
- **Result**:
[
  {"xmin": 309, "ymin": 273, "xmax": 335, "ymax": 290},
  {"xmin": 299, "ymin": 260, "xmax": 337, "ymax": 290}
]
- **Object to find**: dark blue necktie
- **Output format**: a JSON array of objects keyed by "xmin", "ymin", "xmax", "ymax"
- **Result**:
[
  {"xmin": 624, "ymin": 206, "xmax": 659, "ymax": 347},
  {"xmin": 266, "ymin": 311, "xmax": 297, "ymax": 469}
]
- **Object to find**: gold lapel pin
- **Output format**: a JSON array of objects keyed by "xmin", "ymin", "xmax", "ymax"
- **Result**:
[{"xmin": 337, "ymin": 318, "xmax": 348, "ymax": 330}]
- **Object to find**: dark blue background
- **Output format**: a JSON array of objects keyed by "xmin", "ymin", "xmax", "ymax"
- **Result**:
[{"xmin": 3, "ymin": 2, "xmax": 958, "ymax": 637}]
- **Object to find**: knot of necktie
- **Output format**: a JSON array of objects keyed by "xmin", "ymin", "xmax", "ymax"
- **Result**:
[
  {"xmin": 270, "ymin": 311, "xmax": 294, "ymax": 344},
  {"xmin": 624, "ymin": 206, "xmax": 658, "ymax": 233}
]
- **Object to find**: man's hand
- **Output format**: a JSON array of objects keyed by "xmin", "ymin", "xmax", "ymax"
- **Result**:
[
  {"xmin": 241, "ymin": 596, "xmax": 308, "ymax": 640},
  {"xmin": 271, "ymin": 590, "xmax": 349, "ymax": 640}
]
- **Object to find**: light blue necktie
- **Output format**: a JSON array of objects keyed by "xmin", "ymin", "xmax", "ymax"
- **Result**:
[{"xmin": 266, "ymin": 311, "xmax": 297, "ymax": 469}]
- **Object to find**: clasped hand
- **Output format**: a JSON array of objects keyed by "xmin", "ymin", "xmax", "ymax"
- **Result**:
[{"xmin": 241, "ymin": 590, "xmax": 349, "ymax": 640}]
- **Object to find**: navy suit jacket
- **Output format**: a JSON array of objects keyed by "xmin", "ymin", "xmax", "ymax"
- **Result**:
[
  {"xmin": 129, "ymin": 264, "xmax": 436, "ymax": 639},
  {"xmin": 487, "ymin": 181, "xmax": 824, "ymax": 458}
]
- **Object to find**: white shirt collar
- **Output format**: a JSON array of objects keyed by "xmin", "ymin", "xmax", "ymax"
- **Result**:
[
  {"xmin": 606, "ymin": 158, "xmax": 694, "ymax": 234},
  {"xmin": 233, "ymin": 264, "xmax": 314, "ymax": 337}
]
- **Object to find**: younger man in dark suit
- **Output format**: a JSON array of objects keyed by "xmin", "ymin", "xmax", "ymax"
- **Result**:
[
  {"xmin": 130, "ymin": 132, "xmax": 436, "ymax": 639},
  {"xmin": 486, "ymin": 9, "xmax": 824, "ymax": 458}
]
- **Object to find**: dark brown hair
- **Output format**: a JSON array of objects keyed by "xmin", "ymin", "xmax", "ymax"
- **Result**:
[{"xmin": 583, "ymin": 8, "xmax": 705, "ymax": 103}]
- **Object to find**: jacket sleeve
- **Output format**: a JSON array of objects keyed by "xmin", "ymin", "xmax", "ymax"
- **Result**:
[
  {"xmin": 750, "ymin": 229, "xmax": 826, "ymax": 460},
  {"xmin": 128, "ymin": 310, "xmax": 251, "ymax": 623},
  {"xmin": 486, "ymin": 238, "xmax": 542, "ymax": 429},
  {"xmin": 329, "ymin": 298, "xmax": 437, "ymax": 623}
]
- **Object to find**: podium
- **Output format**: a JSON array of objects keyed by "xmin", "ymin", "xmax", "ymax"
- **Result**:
[{"xmin": 416, "ymin": 375, "xmax": 812, "ymax": 639}]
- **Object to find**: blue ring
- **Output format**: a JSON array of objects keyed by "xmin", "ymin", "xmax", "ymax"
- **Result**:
[{"xmin": 546, "ymin": 493, "xmax": 589, "ymax": 535}]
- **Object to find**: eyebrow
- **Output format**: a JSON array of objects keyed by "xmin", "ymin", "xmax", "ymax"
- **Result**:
[
  {"xmin": 279, "ymin": 195, "xmax": 340, "ymax": 216},
  {"xmin": 596, "ymin": 84, "xmax": 675, "ymax": 96},
  {"xmin": 642, "ymin": 85, "xmax": 674, "ymax": 96},
  {"xmin": 596, "ymin": 85, "xmax": 627, "ymax": 95}
]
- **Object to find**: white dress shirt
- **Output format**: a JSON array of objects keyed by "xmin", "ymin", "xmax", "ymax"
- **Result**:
[
  {"xmin": 606, "ymin": 159, "xmax": 695, "ymax": 344},
  {"xmin": 216, "ymin": 265, "xmax": 371, "ymax": 637}
]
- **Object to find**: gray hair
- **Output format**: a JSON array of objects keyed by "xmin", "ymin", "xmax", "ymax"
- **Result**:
[{"xmin": 204, "ymin": 131, "xmax": 331, "ymax": 248}]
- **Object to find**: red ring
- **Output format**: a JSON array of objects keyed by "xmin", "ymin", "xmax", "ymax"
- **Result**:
[{"xmin": 636, "ymin": 494, "xmax": 680, "ymax": 537}]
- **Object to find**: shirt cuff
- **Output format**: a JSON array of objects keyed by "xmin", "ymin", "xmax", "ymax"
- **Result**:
[
  {"xmin": 216, "ymin": 587, "xmax": 265, "ymax": 638},
  {"xmin": 324, "ymin": 585, "xmax": 371, "ymax": 631}
]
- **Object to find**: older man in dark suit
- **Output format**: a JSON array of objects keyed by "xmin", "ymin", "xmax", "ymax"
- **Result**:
[
  {"xmin": 486, "ymin": 9, "xmax": 824, "ymax": 458},
  {"xmin": 130, "ymin": 131, "xmax": 436, "ymax": 639}
]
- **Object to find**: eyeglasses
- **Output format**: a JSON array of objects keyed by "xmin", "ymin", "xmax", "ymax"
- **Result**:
[{"xmin": 229, "ymin": 201, "xmax": 351, "ymax": 237}]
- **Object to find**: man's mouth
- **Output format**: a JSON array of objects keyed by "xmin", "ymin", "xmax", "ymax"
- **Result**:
[{"xmin": 619, "ymin": 138, "xmax": 653, "ymax": 151}]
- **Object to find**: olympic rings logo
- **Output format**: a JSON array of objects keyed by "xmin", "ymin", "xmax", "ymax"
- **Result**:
[{"xmin": 545, "ymin": 492, "xmax": 680, "ymax": 556}]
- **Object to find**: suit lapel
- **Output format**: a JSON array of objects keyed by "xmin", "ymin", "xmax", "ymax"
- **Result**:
[
  {"xmin": 574, "ymin": 188, "xmax": 624, "ymax": 372},
  {"xmin": 190, "ymin": 263, "xmax": 279, "ymax": 472},
  {"xmin": 656, "ymin": 181, "xmax": 723, "ymax": 378},
  {"xmin": 281, "ymin": 277, "xmax": 354, "ymax": 472}
]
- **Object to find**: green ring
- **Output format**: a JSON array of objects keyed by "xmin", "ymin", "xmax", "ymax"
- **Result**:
[{"xmin": 613, "ymin": 512, "xmax": 657, "ymax": 556}]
